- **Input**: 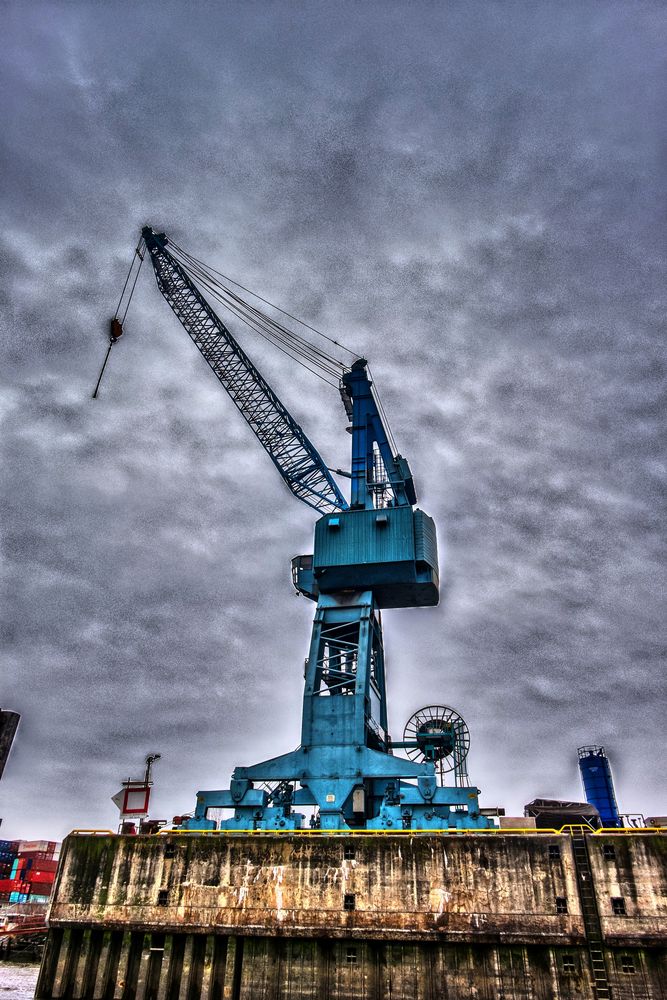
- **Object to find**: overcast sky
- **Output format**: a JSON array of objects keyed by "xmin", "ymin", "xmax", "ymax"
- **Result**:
[{"xmin": 1, "ymin": 2, "xmax": 665, "ymax": 840}]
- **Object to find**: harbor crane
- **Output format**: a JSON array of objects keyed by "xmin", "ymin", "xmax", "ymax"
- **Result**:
[{"xmin": 104, "ymin": 227, "xmax": 491, "ymax": 831}]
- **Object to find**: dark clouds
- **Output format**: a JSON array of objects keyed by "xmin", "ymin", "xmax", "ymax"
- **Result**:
[{"xmin": 1, "ymin": 2, "xmax": 665, "ymax": 837}]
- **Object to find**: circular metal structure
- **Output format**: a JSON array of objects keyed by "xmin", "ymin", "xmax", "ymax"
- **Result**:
[{"xmin": 403, "ymin": 705, "xmax": 470, "ymax": 786}]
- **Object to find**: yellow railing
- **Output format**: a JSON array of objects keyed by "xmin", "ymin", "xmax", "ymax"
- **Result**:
[
  {"xmin": 69, "ymin": 829, "xmax": 116, "ymax": 835},
  {"xmin": 69, "ymin": 826, "xmax": 667, "ymax": 838}
]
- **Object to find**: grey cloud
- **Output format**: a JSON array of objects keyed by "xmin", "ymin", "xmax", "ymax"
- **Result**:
[{"xmin": 1, "ymin": 1, "xmax": 665, "ymax": 836}]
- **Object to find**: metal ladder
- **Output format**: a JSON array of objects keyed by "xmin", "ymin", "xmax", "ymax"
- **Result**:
[{"xmin": 571, "ymin": 834, "xmax": 612, "ymax": 999}]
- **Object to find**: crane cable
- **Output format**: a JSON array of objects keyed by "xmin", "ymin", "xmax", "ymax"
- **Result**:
[
  {"xmin": 114, "ymin": 240, "xmax": 145, "ymax": 323},
  {"xmin": 367, "ymin": 373, "xmax": 398, "ymax": 456},
  {"xmin": 168, "ymin": 242, "xmax": 348, "ymax": 385},
  {"xmin": 170, "ymin": 249, "xmax": 343, "ymax": 387},
  {"xmin": 93, "ymin": 240, "xmax": 144, "ymax": 398},
  {"xmin": 172, "ymin": 256, "xmax": 341, "ymax": 387},
  {"xmin": 185, "ymin": 266, "xmax": 344, "ymax": 378},
  {"xmin": 170, "ymin": 241, "xmax": 357, "ymax": 362},
  {"xmin": 170, "ymin": 245, "xmax": 400, "ymax": 454}
]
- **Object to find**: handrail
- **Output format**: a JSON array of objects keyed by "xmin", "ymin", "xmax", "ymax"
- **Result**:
[
  {"xmin": 69, "ymin": 829, "xmax": 116, "ymax": 835},
  {"xmin": 68, "ymin": 826, "xmax": 667, "ymax": 838}
]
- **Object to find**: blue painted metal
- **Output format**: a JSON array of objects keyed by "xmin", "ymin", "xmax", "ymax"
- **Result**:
[
  {"xmin": 140, "ymin": 226, "xmax": 491, "ymax": 832},
  {"xmin": 342, "ymin": 360, "xmax": 417, "ymax": 510},
  {"xmin": 185, "ymin": 578, "xmax": 489, "ymax": 830},
  {"xmin": 311, "ymin": 506, "xmax": 438, "ymax": 607},
  {"xmin": 578, "ymin": 745, "xmax": 621, "ymax": 828}
]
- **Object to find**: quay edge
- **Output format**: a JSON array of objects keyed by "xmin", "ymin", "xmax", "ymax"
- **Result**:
[{"xmin": 36, "ymin": 829, "xmax": 667, "ymax": 999}]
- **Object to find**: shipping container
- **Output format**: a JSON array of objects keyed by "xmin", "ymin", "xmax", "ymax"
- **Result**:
[
  {"xmin": 18, "ymin": 840, "xmax": 57, "ymax": 853},
  {"xmin": 27, "ymin": 893, "xmax": 50, "ymax": 904},
  {"xmin": 27, "ymin": 859, "xmax": 58, "ymax": 874},
  {"xmin": 0, "ymin": 840, "xmax": 20, "ymax": 852},
  {"xmin": 28, "ymin": 882, "xmax": 53, "ymax": 896},
  {"xmin": 8, "ymin": 892, "xmax": 29, "ymax": 903},
  {"xmin": 26, "ymin": 869, "xmax": 56, "ymax": 883},
  {"xmin": 0, "ymin": 878, "xmax": 30, "ymax": 892}
]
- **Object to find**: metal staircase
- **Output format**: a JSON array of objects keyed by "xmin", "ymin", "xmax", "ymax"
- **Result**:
[{"xmin": 571, "ymin": 834, "xmax": 612, "ymax": 999}]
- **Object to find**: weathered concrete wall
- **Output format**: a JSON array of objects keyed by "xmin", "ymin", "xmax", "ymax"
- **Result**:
[
  {"xmin": 36, "ymin": 930, "xmax": 667, "ymax": 1000},
  {"xmin": 586, "ymin": 833, "xmax": 667, "ymax": 946},
  {"xmin": 37, "ymin": 832, "xmax": 667, "ymax": 999},
  {"xmin": 47, "ymin": 833, "xmax": 587, "ymax": 942}
]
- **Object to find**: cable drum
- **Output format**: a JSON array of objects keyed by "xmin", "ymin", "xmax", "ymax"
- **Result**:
[{"xmin": 403, "ymin": 705, "xmax": 471, "ymax": 787}]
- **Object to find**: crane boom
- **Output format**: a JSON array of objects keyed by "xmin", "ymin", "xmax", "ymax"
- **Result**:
[{"xmin": 142, "ymin": 228, "xmax": 348, "ymax": 515}]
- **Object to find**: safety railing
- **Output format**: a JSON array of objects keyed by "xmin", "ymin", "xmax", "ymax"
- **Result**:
[
  {"xmin": 68, "ymin": 826, "xmax": 667, "ymax": 838},
  {"xmin": 69, "ymin": 829, "xmax": 116, "ymax": 836}
]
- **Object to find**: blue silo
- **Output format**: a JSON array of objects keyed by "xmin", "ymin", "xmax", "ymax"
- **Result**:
[{"xmin": 578, "ymin": 745, "xmax": 621, "ymax": 828}]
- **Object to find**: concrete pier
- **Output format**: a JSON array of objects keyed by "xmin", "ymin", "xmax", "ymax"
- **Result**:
[{"xmin": 36, "ymin": 830, "xmax": 667, "ymax": 999}]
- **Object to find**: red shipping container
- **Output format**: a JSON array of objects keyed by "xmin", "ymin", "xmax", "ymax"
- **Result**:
[
  {"xmin": 0, "ymin": 878, "xmax": 30, "ymax": 892},
  {"xmin": 18, "ymin": 850, "xmax": 51, "ymax": 861},
  {"xmin": 28, "ymin": 882, "xmax": 53, "ymax": 896},
  {"xmin": 25, "ymin": 861, "xmax": 57, "ymax": 875},
  {"xmin": 26, "ymin": 869, "xmax": 55, "ymax": 883}
]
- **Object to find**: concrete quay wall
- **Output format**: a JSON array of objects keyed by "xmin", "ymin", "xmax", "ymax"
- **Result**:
[{"xmin": 36, "ymin": 831, "xmax": 667, "ymax": 999}]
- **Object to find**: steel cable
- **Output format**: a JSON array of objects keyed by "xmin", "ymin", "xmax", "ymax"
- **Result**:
[
  {"xmin": 164, "ymin": 239, "xmax": 401, "ymax": 454},
  {"xmin": 170, "ymin": 241, "xmax": 357, "ymax": 360},
  {"xmin": 172, "ymin": 256, "xmax": 341, "ymax": 387},
  {"xmin": 183, "ymin": 261, "xmax": 343, "ymax": 379},
  {"xmin": 172, "ymin": 248, "xmax": 345, "ymax": 379}
]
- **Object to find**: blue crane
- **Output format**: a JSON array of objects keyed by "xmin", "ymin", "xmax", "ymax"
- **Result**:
[{"xmin": 135, "ymin": 226, "xmax": 491, "ymax": 831}]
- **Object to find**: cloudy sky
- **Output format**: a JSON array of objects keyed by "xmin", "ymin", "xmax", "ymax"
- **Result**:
[{"xmin": 1, "ymin": 2, "xmax": 665, "ymax": 840}]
